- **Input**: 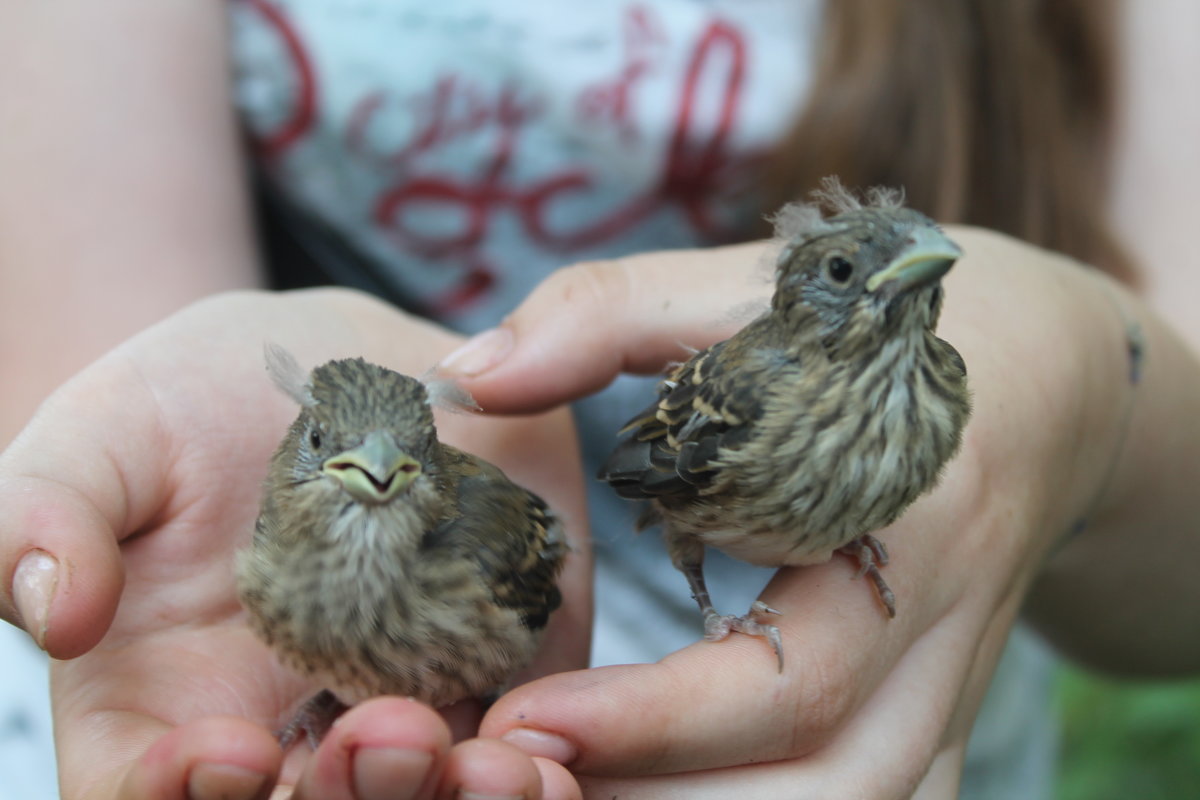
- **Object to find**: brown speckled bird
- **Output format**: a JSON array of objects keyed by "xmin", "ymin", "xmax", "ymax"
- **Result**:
[
  {"xmin": 237, "ymin": 347, "xmax": 566, "ymax": 746},
  {"xmin": 599, "ymin": 181, "xmax": 971, "ymax": 669}
]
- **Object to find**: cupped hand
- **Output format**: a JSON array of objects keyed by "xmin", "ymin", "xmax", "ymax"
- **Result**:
[
  {"xmin": 0, "ymin": 288, "xmax": 589, "ymax": 800},
  {"xmin": 440, "ymin": 232, "xmax": 1132, "ymax": 798}
]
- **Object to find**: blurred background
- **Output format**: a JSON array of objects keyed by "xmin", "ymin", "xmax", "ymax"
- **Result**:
[{"xmin": 1055, "ymin": 666, "xmax": 1200, "ymax": 800}]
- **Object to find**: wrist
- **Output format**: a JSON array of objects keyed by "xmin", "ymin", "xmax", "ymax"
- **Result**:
[{"xmin": 934, "ymin": 231, "xmax": 1142, "ymax": 597}]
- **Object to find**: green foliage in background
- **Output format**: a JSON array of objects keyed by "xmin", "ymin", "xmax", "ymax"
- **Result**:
[{"xmin": 1055, "ymin": 667, "xmax": 1200, "ymax": 800}]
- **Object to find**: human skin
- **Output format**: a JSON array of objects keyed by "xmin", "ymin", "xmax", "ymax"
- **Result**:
[
  {"xmin": 0, "ymin": 1, "xmax": 261, "ymax": 448},
  {"xmin": 2, "ymin": 289, "xmax": 593, "ymax": 800}
]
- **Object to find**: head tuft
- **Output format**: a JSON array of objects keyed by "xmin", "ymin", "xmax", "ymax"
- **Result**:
[
  {"xmin": 768, "ymin": 176, "xmax": 907, "ymax": 245},
  {"xmin": 264, "ymin": 343, "xmax": 315, "ymax": 407},
  {"xmin": 810, "ymin": 175, "xmax": 904, "ymax": 215}
]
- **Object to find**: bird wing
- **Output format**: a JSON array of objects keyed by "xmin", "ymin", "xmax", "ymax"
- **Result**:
[
  {"xmin": 427, "ymin": 447, "xmax": 566, "ymax": 631},
  {"xmin": 599, "ymin": 337, "xmax": 769, "ymax": 501}
]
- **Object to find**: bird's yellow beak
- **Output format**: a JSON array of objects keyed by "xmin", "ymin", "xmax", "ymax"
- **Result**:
[
  {"xmin": 865, "ymin": 227, "xmax": 962, "ymax": 294},
  {"xmin": 322, "ymin": 431, "xmax": 421, "ymax": 504}
]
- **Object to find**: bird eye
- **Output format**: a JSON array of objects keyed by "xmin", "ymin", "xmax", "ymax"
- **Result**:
[
  {"xmin": 309, "ymin": 428, "xmax": 321, "ymax": 449},
  {"xmin": 826, "ymin": 256, "xmax": 854, "ymax": 284}
]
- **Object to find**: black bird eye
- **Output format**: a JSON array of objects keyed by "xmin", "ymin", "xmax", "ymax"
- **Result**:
[
  {"xmin": 826, "ymin": 256, "xmax": 854, "ymax": 284},
  {"xmin": 309, "ymin": 428, "xmax": 321, "ymax": 449}
]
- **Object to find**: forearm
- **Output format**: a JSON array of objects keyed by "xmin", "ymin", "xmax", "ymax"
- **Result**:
[
  {"xmin": 0, "ymin": 1, "xmax": 260, "ymax": 445},
  {"xmin": 1023, "ymin": 287, "xmax": 1200, "ymax": 675},
  {"xmin": 949, "ymin": 228, "xmax": 1200, "ymax": 673},
  {"xmin": 1020, "ymin": 0, "xmax": 1200, "ymax": 675}
]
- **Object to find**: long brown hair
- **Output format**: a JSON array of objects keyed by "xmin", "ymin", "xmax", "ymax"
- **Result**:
[{"xmin": 764, "ymin": 0, "xmax": 1134, "ymax": 283}]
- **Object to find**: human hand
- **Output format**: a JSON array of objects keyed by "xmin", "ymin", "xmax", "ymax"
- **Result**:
[
  {"xmin": 439, "ymin": 232, "xmax": 1135, "ymax": 798},
  {"xmin": 0, "ymin": 289, "xmax": 590, "ymax": 800}
]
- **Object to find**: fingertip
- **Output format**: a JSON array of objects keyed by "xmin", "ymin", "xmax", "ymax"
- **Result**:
[
  {"xmin": 292, "ymin": 696, "xmax": 453, "ymax": 800},
  {"xmin": 120, "ymin": 717, "xmax": 280, "ymax": 800},
  {"xmin": 437, "ymin": 263, "xmax": 633, "ymax": 413},
  {"xmin": 333, "ymin": 696, "xmax": 454, "ymax": 753},
  {"xmin": 436, "ymin": 738, "xmax": 545, "ymax": 800},
  {"xmin": 479, "ymin": 665, "xmax": 638, "ymax": 771},
  {"xmin": 0, "ymin": 477, "xmax": 123, "ymax": 658},
  {"xmin": 531, "ymin": 757, "xmax": 584, "ymax": 800}
]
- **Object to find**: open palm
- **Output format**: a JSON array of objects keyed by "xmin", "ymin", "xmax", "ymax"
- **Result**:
[{"xmin": 1, "ymin": 289, "xmax": 590, "ymax": 799}]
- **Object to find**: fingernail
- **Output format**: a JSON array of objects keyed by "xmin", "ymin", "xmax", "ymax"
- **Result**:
[
  {"xmin": 438, "ymin": 328, "xmax": 513, "ymax": 377},
  {"xmin": 353, "ymin": 747, "xmax": 434, "ymax": 800},
  {"xmin": 13, "ymin": 550, "xmax": 58, "ymax": 650},
  {"xmin": 187, "ymin": 763, "xmax": 269, "ymax": 800},
  {"xmin": 500, "ymin": 728, "xmax": 577, "ymax": 765}
]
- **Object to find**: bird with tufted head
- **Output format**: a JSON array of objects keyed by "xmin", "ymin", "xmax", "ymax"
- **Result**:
[{"xmin": 600, "ymin": 178, "xmax": 972, "ymax": 670}]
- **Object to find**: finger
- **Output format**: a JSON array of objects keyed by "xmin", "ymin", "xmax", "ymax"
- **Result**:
[
  {"xmin": 436, "ymin": 243, "xmax": 774, "ymax": 413},
  {"xmin": 0, "ymin": 480, "xmax": 123, "ymax": 656},
  {"xmin": 81, "ymin": 716, "xmax": 280, "ymax": 800},
  {"xmin": 571, "ymin": 605, "xmax": 998, "ymax": 800},
  {"xmin": 290, "ymin": 697, "xmax": 452, "ymax": 800},
  {"xmin": 0, "ymin": 350, "xmax": 173, "ymax": 655},
  {"xmin": 433, "ymin": 739, "xmax": 545, "ymax": 800},
  {"xmin": 532, "ymin": 758, "xmax": 585, "ymax": 800},
  {"xmin": 481, "ymin": 550, "xmax": 917, "ymax": 777}
]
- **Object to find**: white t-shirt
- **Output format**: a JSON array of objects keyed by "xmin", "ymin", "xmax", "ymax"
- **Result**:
[{"xmin": 229, "ymin": 0, "xmax": 819, "ymax": 328}]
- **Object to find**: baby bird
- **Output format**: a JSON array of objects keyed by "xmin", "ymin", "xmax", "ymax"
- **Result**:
[
  {"xmin": 600, "ymin": 181, "xmax": 971, "ymax": 668},
  {"xmin": 237, "ymin": 347, "xmax": 566, "ymax": 745}
]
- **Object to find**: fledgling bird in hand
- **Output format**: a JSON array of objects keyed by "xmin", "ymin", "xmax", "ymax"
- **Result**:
[
  {"xmin": 237, "ymin": 347, "xmax": 566, "ymax": 747},
  {"xmin": 599, "ymin": 179, "xmax": 971, "ymax": 669}
]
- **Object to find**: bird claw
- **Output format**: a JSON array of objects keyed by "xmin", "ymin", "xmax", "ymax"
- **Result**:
[
  {"xmin": 703, "ymin": 602, "xmax": 785, "ymax": 672},
  {"xmin": 751, "ymin": 600, "xmax": 783, "ymax": 616},
  {"xmin": 838, "ymin": 534, "xmax": 896, "ymax": 618},
  {"xmin": 277, "ymin": 689, "xmax": 349, "ymax": 751}
]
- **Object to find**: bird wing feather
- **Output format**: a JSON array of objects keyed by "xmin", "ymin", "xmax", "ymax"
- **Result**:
[
  {"xmin": 599, "ymin": 337, "xmax": 771, "ymax": 501},
  {"xmin": 427, "ymin": 446, "xmax": 565, "ymax": 631}
]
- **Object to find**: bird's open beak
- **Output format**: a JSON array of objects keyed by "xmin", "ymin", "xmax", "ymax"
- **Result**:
[
  {"xmin": 322, "ymin": 431, "xmax": 421, "ymax": 504},
  {"xmin": 865, "ymin": 227, "xmax": 962, "ymax": 294}
]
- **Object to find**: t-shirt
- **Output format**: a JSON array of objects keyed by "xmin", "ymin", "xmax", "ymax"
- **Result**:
[{"xmin": 230, "ymin": 0, "xmax": 818, "ymax": 328}]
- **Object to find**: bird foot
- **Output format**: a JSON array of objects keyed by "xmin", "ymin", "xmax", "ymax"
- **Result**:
[
  {"xmin": 837, "ymin": 534, "xmax": 896, "ymax": 618},
  {"xmin": 703, "ymin": 600, "xmax": 785, "ymax": 672},
  {"xmin": 277, "ymin": 689, "xmax": 349, "ymax": 751}
]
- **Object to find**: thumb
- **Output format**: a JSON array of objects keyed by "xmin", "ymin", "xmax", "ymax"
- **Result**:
[
  {"xmin": 0, "ymin": 353, "xmax": 167, "ymax": 658},
  {"xmin": 435, "ymin": 242, "xmax": 775, "ymax": 414}
]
